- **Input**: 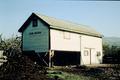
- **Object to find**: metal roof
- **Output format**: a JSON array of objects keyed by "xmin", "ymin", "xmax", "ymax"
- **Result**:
[{"xmin": 19, "ymin": 13, "xmax": 102, "ymax": 37}]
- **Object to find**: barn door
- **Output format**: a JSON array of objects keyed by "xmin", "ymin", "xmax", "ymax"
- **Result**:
[
  {"xmin": 83, "ymin": 49, "xmax": 91, "ymax": 64},
  {"xmin": 83, "ymin": 48, "xmax": 95, "ymax": 65}
]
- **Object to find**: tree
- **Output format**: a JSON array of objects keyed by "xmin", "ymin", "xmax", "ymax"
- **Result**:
[
  {"xmin": 103, "ymin": 42, "xmax": 120, "ymax": 64},
  {"xmin": 103, "ymin": 43, "xmax": 110, "ymax": 56},
  {"xmin": 0, "ymin": 35, "xmax": 21, "ymax": 57},
  {"xmin": 0, "ymin": 35, "xmax": 47, "ymax": 80}
]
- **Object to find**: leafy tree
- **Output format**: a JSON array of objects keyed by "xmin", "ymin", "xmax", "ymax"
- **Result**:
[
  {"xmin": 0, "ymin": 35, "xmax": 47, "ymax": 80},
  {"xmin": 0, "ymin": 35, "xmax": 21, "ymax": 57},
  {"xmin": 103, "ymin": 42, "xmax": 120, "ymax": 64},
  {"xmin": 103, "ymin": 43, "xmax": 110, "ymax": 56},
  {"xmin": 103, "ymin": 43, "xmax": 120, "ymax": 56}
]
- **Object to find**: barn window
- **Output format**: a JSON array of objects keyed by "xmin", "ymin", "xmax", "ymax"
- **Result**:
[
  {"xmin": 32, "ymin": 18, "xmax": 38, "ymax": 27},
  {"xmin": 63, "ymin": 32, "xmax": 70, "ymax": 39},
  {"xmin": 96, "ymin": 51, "xmax": 101, "ymax": 56},
  {"xmin": 84, "ymin": 50, "xmax": 89, "ymax": 56}
]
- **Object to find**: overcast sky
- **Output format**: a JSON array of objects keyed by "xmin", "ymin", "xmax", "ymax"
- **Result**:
[{"xmin": 0, "ymin": 0, "xmax": 120, "ymax": 38}]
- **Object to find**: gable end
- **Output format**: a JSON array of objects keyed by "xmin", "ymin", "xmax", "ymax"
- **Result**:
[{"xmin": 18, "ymin": 13, "xmax": 50, "ymax": 32}]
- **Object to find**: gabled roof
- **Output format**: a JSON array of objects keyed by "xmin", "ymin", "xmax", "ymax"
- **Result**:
[{"xmin": 18, "ymin": 13, "xmax": 102, "ymax": 37}]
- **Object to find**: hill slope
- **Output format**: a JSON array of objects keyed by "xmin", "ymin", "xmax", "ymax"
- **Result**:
[{"xmin": 103, "ymin": 37, "xmax": 120, "ymax": 47}]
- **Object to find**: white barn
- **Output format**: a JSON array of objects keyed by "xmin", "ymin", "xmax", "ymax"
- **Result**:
[{"xmin": 18, "ymin": 13, "xmax": 103, "ymax": 67}]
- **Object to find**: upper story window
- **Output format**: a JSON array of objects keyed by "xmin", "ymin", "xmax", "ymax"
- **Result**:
[
  {"xmin": 32, "ymin": 18, "xmax": 38, "ymax": 27},
  {"xmin": 63, "ymin": 32, "xmax": 70, "ymax": 39}
]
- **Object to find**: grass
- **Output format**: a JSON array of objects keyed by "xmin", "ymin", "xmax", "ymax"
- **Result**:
[
  {"xmin": 46, "ymin": 65, "xmax": 120, "ymax": 80},
  {"xmin": 47, "ymin": 70, "xmax": 93, "ymax": 80},
  {"xmin": 47, "ymin": 67, "xmax": 97, "ymax": 80}
]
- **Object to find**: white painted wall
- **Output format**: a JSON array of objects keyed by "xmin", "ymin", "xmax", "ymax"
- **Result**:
[
  {"xmin": 80, "ymin": 35, "xmax": 102, "ymax": 65},
  {"xmin": 50, "ymin": 29, "xmax": 81, "ymax": 51},
  {"xmin": 23, "ymin": 19, "xmax": 49, "ymax": 52},
  {"xmin": 50, "ymin": 29, "xmax": 102, "ymax": 65}
]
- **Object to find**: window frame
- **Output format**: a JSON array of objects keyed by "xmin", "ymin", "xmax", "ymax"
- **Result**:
[
  {"xmin": 96, "ymin": 51, "xmax": 101, "ymax": 56},
  {"xmin": 63, "ymin": 32, "xmax": 70, "ymax": 40},
  {"xmin": 32, "ymin": 18, "xmax": 38, "ymax": 27},
  {"xmin": 84, "ymin": 50, "xmax": 89, "ymax": 56}
]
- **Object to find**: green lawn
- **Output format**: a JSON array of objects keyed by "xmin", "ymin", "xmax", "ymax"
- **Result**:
[
  {"xmin": 46, "ymin": 65, "xmax": 120, "ymax": 80},
  {"xmin": 47, "ymin": 70, "xmax": 93, "ymax": 80}
]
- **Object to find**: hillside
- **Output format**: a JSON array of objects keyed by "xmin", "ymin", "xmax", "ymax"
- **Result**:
[{"xmin": 103, "ymin": 37, "xmax": 120, "ymax": 47}]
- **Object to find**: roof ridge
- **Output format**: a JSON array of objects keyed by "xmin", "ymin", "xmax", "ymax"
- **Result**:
[
  {"xmin": 35, "ymin": 12, "xmax": 91, "ymax": 28},
  {"xmin": 19, "ymin": 13, "xmax": 102, "ymax": 37}
]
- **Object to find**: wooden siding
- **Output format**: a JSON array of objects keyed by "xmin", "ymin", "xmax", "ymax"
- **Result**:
[
  {"xmin": 19, "ymin": 13, "xmax": 103, "ymax": 66},
  {"xmin": 50, "ymin": 29, "xmax": 102, "ymax": 65},
  {"xmin": 50, "ymin": 29, "xmax": 81, "ymax": 51},
  {"xmin": 22, "ymin": 18, "xmax": 49, "ymax": 52},
  {"xmin": 80, "ymin": 35, "xmax": 102, "ymax": 65}
]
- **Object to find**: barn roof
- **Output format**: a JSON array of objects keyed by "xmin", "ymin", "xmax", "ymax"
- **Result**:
[{"xmin": 18, "ymin": 13, "xmax": 102, "ymax": 37}]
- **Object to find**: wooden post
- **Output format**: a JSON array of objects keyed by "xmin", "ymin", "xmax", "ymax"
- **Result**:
[
  {"xmin": 49, "ymin": 50, "xmax": 54, "ymax": 67},
  {"xmin": 51, "ymin": 50, "xmax": 54, "ymax": 67},
  {"xmin": 49, "ymin": 50, "xmax": 51, "ymax": 67}
]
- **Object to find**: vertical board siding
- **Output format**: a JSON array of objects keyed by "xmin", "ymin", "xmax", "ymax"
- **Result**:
[
  {"xmin": 50, "ymin": 29, "xmax": 102, "ymax": 65},
  {"xmin": 50, "ymin": 29, "xmax": 81, "ymax": 51},
  {"xmin": 23, "ymin": 19, "xmax": 49, "ymax": 52},
  {"xmin": 80, "ymin": 35, "xmax": 102, "ymax": 65}
]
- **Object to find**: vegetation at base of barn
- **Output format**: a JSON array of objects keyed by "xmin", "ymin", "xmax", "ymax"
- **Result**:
[
  {"xmin": 0, "ymin": 55, "xmax": 47, "ymax": 80},
  {"xmin": 102, "ymin": 43, "xmax": 120, "ymax": 79},
  {"xmin": 103, "ymin": 43, "xmax": 120, "ymax": 64},
  {"xmin": 0, "ymin": 35, "xmax": 48, "ymax": 80}
]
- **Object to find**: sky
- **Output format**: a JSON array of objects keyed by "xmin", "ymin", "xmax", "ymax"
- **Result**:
[{"xmin": 0, "ymin": 0, "xmax": 120, "ymax": 38}]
